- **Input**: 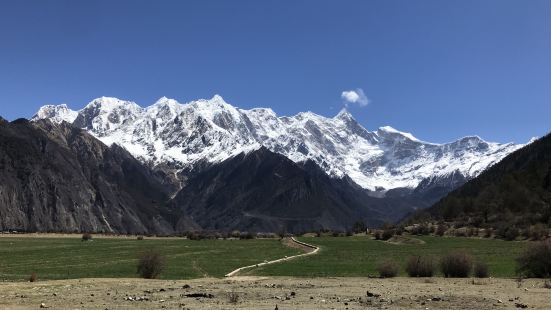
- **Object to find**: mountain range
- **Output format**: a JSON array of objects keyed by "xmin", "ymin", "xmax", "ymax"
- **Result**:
[
  {"xmin": 0, "ymin": 95, "xmax": 526, "ymax": 233},
  {"xmin": 33, "ymin": 95, "xmax": 522, "ymax": 195}
]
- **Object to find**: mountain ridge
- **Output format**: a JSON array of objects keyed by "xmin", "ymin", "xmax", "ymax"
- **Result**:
[{"xmin": 33, "ymin": 95, "xmax": 522, "ymax": 195}]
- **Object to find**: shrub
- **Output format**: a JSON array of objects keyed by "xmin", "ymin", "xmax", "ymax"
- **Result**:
[
  {"xmin": 239, "ymin": 231, "xmax": 255, "ymax": 239},
  {"xmin": 137, "ymin": 250, "xmax": 166, "ymax": 279},
  {"xmin": 474, "ymin": 261, "xmax": 489, "ymax": 278},
  {"xmin": 230, "ymin": 230, "xmax": 241, "ymax": 238},
  {"xmin": 395, "ymin": 226, "xmax": 404, "ymax": 236},
  {"xmin": 454, "ymin": 227, "xmax": 468, "ymax": 237},
  {"xmin": 352, "ymin": 221, "xmax": 367, "ymax": 234},
  {"xmin": 137, "ymin": 235, "xmax": 144, "ymax": 240},
  {"xmin": 411, "ymin": 224, "xmax": 430, "ymax": 236},
  {"xmin": 406, "ymin": 255, "xmax": 435, "ymax": 277},
  {"xmin": 29, "ymin": 272, "xmax": 37, "ymax": 282},
  {"xmin": 81, "ymin": 233, "xmax": 93, "ymax": 241},
  {"xmin": 228, "ymin": 292, "xmax": 239, "ymax": 303},
  {"xmin": 373, "ymin": 230, "xmax": 382, "ymax": 240},
  {"xmin": 496, "ymin": 225, "xmax": 519, "ymax": 241},
  {"xmin": 377, "ymin": 260, "xmax": 399, "ymax": 278},
  {"xmin": 435, "ymin": 224, "xmax": 447, "ymax": 236},
  {"xmin": 516, "ymin": 239, "xmax": 551, "ymax": 278},
  {"xmin": 440, "ymin": 251, "xmax": 473, "ymax": 278},
  {"xmin": 528, "ymin": 224, "xmax": 548, "ymax": 241},
  {"xmin": 381, "ymin": 229, "xmax": 394, "ymax": 241}
]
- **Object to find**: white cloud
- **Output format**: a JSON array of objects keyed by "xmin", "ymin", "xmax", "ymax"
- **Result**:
[{"xmin": 341, "ymin": 88, "xmax": 369, "ymax": 107}]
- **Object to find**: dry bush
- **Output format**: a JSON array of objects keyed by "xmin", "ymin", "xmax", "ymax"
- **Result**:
[
  {"xmin": 29, "ymin": 272, "xmax": 37, "ymax": 282},
  {"xmin": 137, "ymin": 235, "xmax": 144, "ymax": 240},
  {"xmin": 435, "ymin": 224, "xmax": 447, "ymax": 236},
  {"xmin": 137, "ymin": 250, "xmax": 166, "ymax": 279},
  {"xmin": 516, "ymin": 239, "xmax": 551, "ymax": 278},
  {"xmin": 228, "ymin": 292, "xmax": 239, "ymax": 303},
  {"xmin": 440, "ymin": 251, "xmax": 473, "ymax": 278},
  {"xmin": 496, "ymin": 225, "xmax": 520, "ymax": 241},
  {"xmin": 543, "ymin": 280, "xmax": 551, "ymax": 289},
  {"xmin": 81, "ymin": 233, "xmax": 93, "ymax": 241},
  {"xmin": 406, "ymin": 255, "xmax": 435, "ymax": 277},
  {"xmin": 381, "ymin": 229, "xmax": 394, "ymax": 240},
  {"xmin": 230, "ymin": 230, "xmax": 241, "ymax": 238},
  {"xmin": 411, "ymin": 224, "xmax": 430, "ymax": 236},
  {"xmin": 377, "ymin": 260, "xmax": 399, "ymax": 278},
  {"xmin": 528, "ymin": 224, "xmax": 548, "ymax": 241},
  {"xmin": 239, "ymin": 231, "xmax": 255, "ymax": 239},
  {"xmin": 474, "ymin": 261, "xmax": 489, "ymax": 278}
]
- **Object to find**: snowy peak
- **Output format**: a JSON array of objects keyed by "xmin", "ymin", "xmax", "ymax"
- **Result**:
[
  {"xmin": 72, "ymin": 97, "xmax": 143, "ymax": 136},
  {"xmin": 32, "ymin": 104, "xmax": 78, "ymax": 124},
  {"xmin": 376, "ymin": 126, "xmax": 422, "ymax": 143},
  {"xmin": 32, "ymin": 95, "xmax": 523, "ymax": 192},
  {"xmin": 334, "ymin": 108, "xmax": 353, "ymax": 120}
]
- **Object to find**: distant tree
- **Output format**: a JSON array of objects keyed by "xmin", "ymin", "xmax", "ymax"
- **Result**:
[{"xmin": 351, "ymin": 221, "xmax": 367, "ymax": 234}]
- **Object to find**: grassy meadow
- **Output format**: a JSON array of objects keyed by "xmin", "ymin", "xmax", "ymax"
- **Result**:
[
  {"xmin": 0, "ymin": 236, "xmax": 301, "ymax": 281},
  {"xmin": 249, "ymin": 236, "xmax": 527, "ymax": 278},
  {"xmin": 0, "ymin": 235, "xmax": 529, "ymax": 281}
]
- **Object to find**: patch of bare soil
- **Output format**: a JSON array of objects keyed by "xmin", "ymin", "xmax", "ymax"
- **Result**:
[{"xmin": 0, "ymin": 277, "xmax": 549, "ymax": 309}]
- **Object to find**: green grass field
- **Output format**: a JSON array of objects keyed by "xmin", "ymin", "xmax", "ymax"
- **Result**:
[
  {"xmin": 0, "ymin": 235, "xmax": 528, "ymax": 281},
  {"xmin": 0, "ymin": 237, "xmax": 301, "ymax": 281},
  {"xmin": 248, "ymin": 236, "xmax": 527, "ymax": 278}
]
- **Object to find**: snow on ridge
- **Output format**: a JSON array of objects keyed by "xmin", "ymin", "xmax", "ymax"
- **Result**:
[
  {"xmin": 32, "ymin": 95, "xmax": 523, "ymax": 192},
  {"xmin": 32, "ymin": 104, "xmax": 78, "ymax": 124}
]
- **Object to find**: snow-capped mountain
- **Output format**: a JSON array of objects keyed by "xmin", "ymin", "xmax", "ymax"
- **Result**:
[
  {"xmin": 32, "ymin": 95, "xmax": 522, "ymax": 193},
  {"xmin": 34, "ymin": 104, "xmax": 78, "ymax": 124}
]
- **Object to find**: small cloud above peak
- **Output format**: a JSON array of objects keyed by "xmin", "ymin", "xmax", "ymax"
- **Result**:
[{"xmin": 341, "ymin": 88, "xmax": 369, "ymax": 107}]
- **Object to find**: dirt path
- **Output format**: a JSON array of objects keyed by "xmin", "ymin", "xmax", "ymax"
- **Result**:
[
  {"xmin": 1, "ymin": 276, "xmax": 549, "ymax": 309},
  {"xmin": 225, "ymin": 237, "xmax": 319, "ymax": 277}
]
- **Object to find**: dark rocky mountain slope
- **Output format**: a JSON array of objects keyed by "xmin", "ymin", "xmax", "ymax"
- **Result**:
[
  {"xmin": 0, "ymin": 118, "xmax": 172, "ymax": 234},
  {"xmin": 410, "ymin": 133, "xmax": 551, "ymax": 229},
  {"xmin": 168, "ymin": 147, "xmax": 422, "ymax": 233}
]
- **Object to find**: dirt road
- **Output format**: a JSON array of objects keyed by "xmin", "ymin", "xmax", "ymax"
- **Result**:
[
  {"xmin": 0, "ymin": 276, "xmax": 549, "ymax": 309},
  {"xmin": 225, "ymin": 237, "xmax": 319, "ymax": 277}
]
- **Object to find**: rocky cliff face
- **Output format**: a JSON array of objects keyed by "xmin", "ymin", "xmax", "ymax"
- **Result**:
[{"xmin": 0, "ymin": 118, "xmax": 172, "ymax": 234}]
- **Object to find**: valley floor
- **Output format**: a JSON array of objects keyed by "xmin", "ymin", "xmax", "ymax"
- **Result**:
[{"xmin": 0, "ymin": 276, "xmax": 549, "ymax": 309}]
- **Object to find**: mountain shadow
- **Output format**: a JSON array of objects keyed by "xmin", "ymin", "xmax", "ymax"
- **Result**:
[{"xmin": 169, "ymin": 147, "xmax": 423, "ymax": 233}]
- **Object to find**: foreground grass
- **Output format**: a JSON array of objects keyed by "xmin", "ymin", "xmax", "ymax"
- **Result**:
[
  {"xmin": 249, "ymin": 236, "xmax": 527, "ymax": 278},
  {"xmin": 0, "ymin": 237, "xmax": 301, "ymax": 281}
]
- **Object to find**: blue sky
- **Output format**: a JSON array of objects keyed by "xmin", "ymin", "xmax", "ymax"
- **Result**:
[{"xmin": 1, "ymin": 0, "xmax": 549, "ymax": 143}]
